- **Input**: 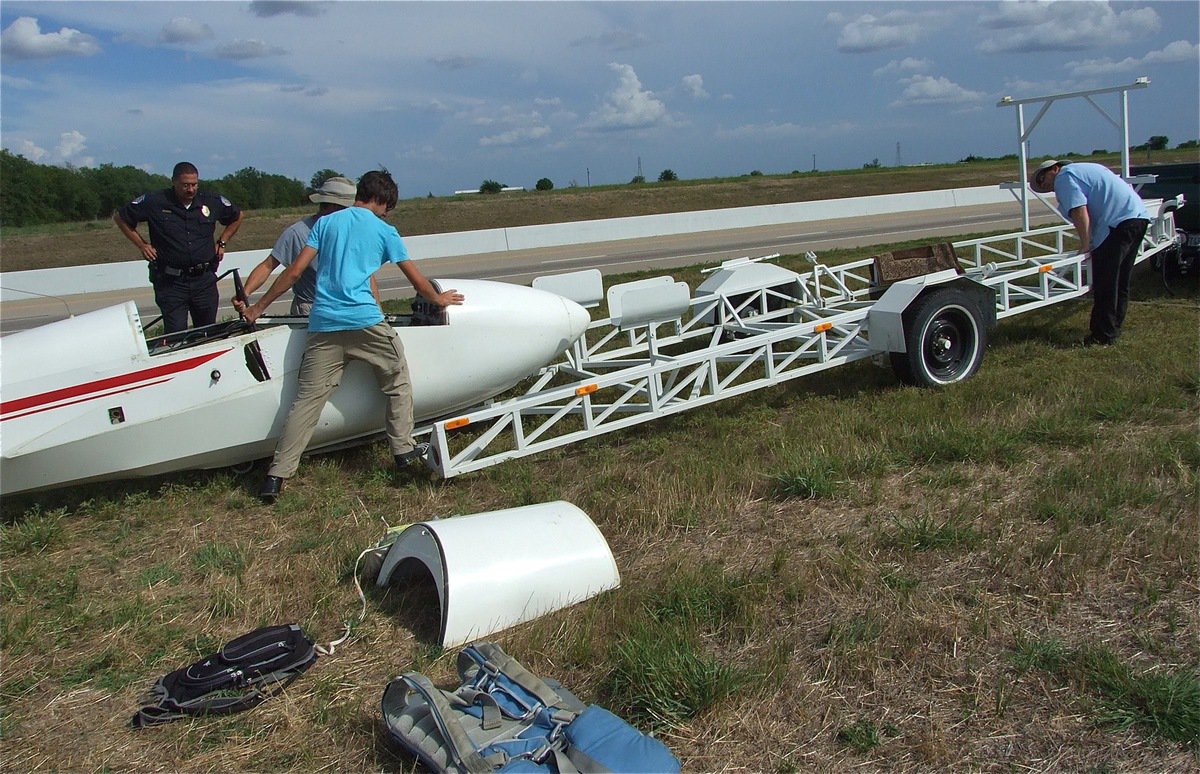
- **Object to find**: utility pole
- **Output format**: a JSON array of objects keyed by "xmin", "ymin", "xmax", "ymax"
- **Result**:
[
  {"xmin": 811, "ymin": 153, "xmax": 816, "ymax": 172},
  {"xmin": 637, "ymin": 156, "xmax": 643, "ymax": 178},
  {"xmin": 586, "ymin": 167, "xmax": 590, "ymax": 187},
  {"xmin": 896, "ymin": 142, "xmax": 902, "ymax": 167}
]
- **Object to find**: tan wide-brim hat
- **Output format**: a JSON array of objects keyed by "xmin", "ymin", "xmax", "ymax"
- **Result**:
[
  {"xmin": 1030, "ymin": 159, "xmax": 1060, "ymax": 193},
  {"xmin": 310, "ymin": 176, "xmax": 357, "ymax": 206}
]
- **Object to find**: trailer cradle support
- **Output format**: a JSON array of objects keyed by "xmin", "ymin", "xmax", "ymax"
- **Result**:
[{"xmin": 425, "ymin": 199, "xmax": 1181, "ymax": 478}]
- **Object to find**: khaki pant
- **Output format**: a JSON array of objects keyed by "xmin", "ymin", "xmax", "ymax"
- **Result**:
[{"xmin": 268, "ymin": 322, "xmax": 415, "ymax": 478}]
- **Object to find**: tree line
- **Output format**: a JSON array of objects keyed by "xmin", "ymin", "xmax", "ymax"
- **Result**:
[{"xmin": 0, "ymin": 150, "xmax": 309, "ymax": 228}]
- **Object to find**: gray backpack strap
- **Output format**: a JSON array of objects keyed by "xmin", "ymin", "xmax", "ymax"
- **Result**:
[
  {"xmin": 464, "ymin": 643, "xmax": 568, "ymax": 711},
  {"xmin": 550, "ymin": 745, "xmax": 585, "ymax": 774},
  {"xmin": 455, "ymin": 687, "xmax": 502, "ymax": 731},
  {"xmin": 398, "ymin": 673, "xmax": 494, "ymax": 773}
]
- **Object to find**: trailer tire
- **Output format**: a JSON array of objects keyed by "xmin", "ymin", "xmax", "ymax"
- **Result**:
[{"xmin": 890, "ymin": 288, "xmax": 987, "ymax": 387}]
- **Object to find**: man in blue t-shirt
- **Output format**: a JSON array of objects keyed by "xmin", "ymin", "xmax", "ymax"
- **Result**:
[
  {"xmin": 243, "ymin": 170, "xmax": 464, "ymax": 503},
  {"xmin": 1031, "ymin": 159, "xmax": 1150, "ymax": 346}
]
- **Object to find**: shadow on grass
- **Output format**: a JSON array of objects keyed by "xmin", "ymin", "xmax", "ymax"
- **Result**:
[
  {"xmin": 368, "ymin": 563, "xmax": 443, "ymax": 646},
  {"xmin": 0, "ymin": 465, "xmax": 254, "ymax": 525},
  {"xmin": 0, "ymin": 439, "xmax": 408, "ymax": 526}
]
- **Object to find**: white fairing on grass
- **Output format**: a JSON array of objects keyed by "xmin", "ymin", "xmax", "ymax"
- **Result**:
[
  {"xmin": 375, "ymin": 501, "xmax": 621, "ymax": 647},
  {"xmin": 0, "ymin": 278, "xmax": 590, "ymax": 494}
]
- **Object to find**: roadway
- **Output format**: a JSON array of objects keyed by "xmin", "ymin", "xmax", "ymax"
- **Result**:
[{"xmin": 0, "ymin": 201, "xmax": 1061, "ymax": 333}]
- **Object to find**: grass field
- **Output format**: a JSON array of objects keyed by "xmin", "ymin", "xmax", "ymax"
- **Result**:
[
  {"xmin": 1, "ymin": 224, "xmax": 1197, "ymax": 770},
  {"xmin": 3, "ymin": 156, "xmax": 1198, "ymax": 769}
]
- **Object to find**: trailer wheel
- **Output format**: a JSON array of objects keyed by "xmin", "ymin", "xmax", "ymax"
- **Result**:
[{"xmin": 890, "ymin": 288, "xmax": 987, "ymax": 387}]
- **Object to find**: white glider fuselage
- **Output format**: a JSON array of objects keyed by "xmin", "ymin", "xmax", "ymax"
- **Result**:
[{"xmin": 0, "ymin": 279, "xmax": 589, "ymax": 495}]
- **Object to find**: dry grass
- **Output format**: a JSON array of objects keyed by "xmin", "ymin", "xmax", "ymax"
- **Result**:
[{"xmin": 2, "ymin": 188, "xmax": 1198, "ymax": 771}]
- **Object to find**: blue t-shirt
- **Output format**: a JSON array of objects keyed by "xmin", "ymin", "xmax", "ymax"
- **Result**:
[
  {"xmin": 1053, "ymin": 163, "xmax": 1150, "ymax": 249},
  {"xmin": 305, "ymin": 207, "xmax": 409, "ymax": 332}
]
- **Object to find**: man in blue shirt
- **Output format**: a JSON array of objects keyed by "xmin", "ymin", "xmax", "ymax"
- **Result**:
[
  {"xmin": 1031, "ymin": 159, "xmax": 1150, "ymax": 346},
  {"xmin": 242, "ymin": 170, "xmax": 464, "ymax": 502},
  {"xmin": 114, "ymin": 161, "xmax": 243, "ymax": 333}
]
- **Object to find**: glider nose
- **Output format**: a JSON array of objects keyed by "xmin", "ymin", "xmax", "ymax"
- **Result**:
[{"xmin": 562, "ymin": 297, "xmax": 591, "ymax": 342}]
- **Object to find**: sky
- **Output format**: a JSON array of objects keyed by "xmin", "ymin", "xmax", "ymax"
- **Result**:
[{"xmin": 1, "ymin": 1, "xmax": 1197, "ymax": 198}]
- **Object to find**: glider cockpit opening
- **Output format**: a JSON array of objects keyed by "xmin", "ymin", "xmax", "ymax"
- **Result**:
[{"xmin": 146, "ymin": 318, "xmax": 256, "ymax": 355}]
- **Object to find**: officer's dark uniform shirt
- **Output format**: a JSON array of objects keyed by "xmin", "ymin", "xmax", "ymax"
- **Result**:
[{"xmin": 117, "ymin": 188, "xmax": 241, "ymax": 273}]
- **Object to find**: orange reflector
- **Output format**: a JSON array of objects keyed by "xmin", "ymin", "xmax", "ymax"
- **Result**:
[
  {"xmin": 1040, "ymin": 264, "xmax": 1054, "ymax": 273},
  {"xmin": 445, "ymin": 417, "xmax": 470, "ymax": 430},
  {"xmin": 815, "ymin": 322, "xmax": 833, "ymax": 333},
  {"xmin": 575, "ymin": 384, "xmax": 599, "ymax": 396}
]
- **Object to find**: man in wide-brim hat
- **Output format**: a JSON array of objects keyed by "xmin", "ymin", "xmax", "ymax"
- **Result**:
[
  {"xmin": 235, "ymin": 176, "xmax": 361, "ymax": 317},
  {"xmin": 1031, "ymin": 158, "xmax": 1067, "ymax": 194}
]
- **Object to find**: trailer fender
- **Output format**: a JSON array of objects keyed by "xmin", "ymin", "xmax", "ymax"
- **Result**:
[{"xmin": 867, "ymin": 271, "xmax": 996, "ymax": 354}]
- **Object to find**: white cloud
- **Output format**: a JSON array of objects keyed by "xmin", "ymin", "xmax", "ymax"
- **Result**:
[
  {"xmin": 998, "ymin": 76, "xmax": 1078, "ymax": 98},
  {"xmin": 1, "ymin": 131, "xmax": 91, "ymax": 166},
  {"xmin": 55, "ymin": 130, "xmax": 87, "ymax": 159},
  {"xmin": 892, "ymin": 75, "xmax": 985, "ymax": 106},
  {"xmin": 834, "ymin": 11, "xmax": 922, "ymax": 53},
  {"xmin": 214, "ymin": 39, "xmax": 288, "ymax": 60},
  {"xmin": 159, "ymin": 17, "xmax": 214, "ymax": 44},
  {"xmin": 1, "ymin": 16, "xmax": 100, "ymax": 61},
  {"xmin": 412, "ymin": 98, "xmax": 453, "ymax": 114},
  {"xmin": 249, "ymin": 1, "xmax": 328, "ymax": 18},
  {"xmin": 1145, "ymin": 39, "xmax": 1200, "ymax": 65},
  {"xmin": 979, "ymin": 2, "xmax": 1160, "ymax": 53},
  {"xmin": 1, "ymin": 72, "xmax": 36, "ymax": 89},
  {"xmin": 1066, "ymin": 39, "xmax": 1200, "ymax": 77},
  {"xmin": 584, "ymin": 63, "xmax": 671, "ymax": 131},
  {"xmin": 682, "ymin": 74, "xmax": 709, "ymax": 99},
  {"xmin": 7, "ymin": 137, "xmax": 48, "ymax": 162},
  {"xmin": 874, "ymin": 57, "xmax": 930, "ymax": 77},
  {"xmin": 479, "ymin": 125, "xmax": 551, "ymax": 147}
]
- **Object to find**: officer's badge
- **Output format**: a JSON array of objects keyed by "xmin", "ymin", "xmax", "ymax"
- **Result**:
[{"xmin": 201, "ymin": 205, "xmax": 211, "ymax": 218}]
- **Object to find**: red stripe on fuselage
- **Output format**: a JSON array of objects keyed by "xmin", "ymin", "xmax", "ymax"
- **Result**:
[
  {"xmin": 0, "ymin": 349, "xmax": 229, "ymax": 420},
  {"xmin": 2, "ymin": 378, "xmax": 174, "ymax": 422}
]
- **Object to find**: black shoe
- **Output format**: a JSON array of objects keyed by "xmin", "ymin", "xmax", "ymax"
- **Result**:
[
  {"xmin": 1081, "ymin": 334, "xmax": 1114, "ymax": 348},
  {"xmin": 259, "ymin": 475, "xmax": 284, "ymax": 503},
  {"xmin": 395, "ymin": 442, "xmax": 432, "ymax": 470}
]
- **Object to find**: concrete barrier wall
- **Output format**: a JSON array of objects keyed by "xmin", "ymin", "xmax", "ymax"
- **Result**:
[{"xmin": 0, "ymin": 185, "xmax": 1012, "ymax": 301}]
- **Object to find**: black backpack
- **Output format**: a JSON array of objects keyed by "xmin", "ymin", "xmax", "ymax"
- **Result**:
[{"xmin": 132, "ymin": 623, "xmax": 318, "ymax": 728}]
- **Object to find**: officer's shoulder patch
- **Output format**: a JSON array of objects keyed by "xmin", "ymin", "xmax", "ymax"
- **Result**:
[
  {"xmin": 131, "ymin": 194, "xmax": 145, "ymax": 205},
  {"xmin": 220, "ymin": 196, "xmax": 232, "ymax": 207}
]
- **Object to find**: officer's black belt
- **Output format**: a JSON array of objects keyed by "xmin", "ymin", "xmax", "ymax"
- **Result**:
[{"xmin": 159, "ymin": 261, "xmax": 218, "ymax": 278}]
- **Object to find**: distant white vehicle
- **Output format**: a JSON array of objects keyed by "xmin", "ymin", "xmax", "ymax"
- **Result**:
[{"xmin": 0, "ymin": 278, "xmax": 589, "ymax": 495}]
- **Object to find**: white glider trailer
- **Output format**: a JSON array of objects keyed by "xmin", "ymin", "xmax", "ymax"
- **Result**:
[{"xmin": 418, "ymin": 78, "xmax": 1186, "ymax": 479}]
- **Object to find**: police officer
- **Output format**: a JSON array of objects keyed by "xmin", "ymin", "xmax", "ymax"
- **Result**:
[{"xmin": 114, "ymin": 161, "xmax": 244, "ymax": 334}]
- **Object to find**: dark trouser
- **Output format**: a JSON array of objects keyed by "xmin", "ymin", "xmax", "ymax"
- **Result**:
[
  {"xmin": 1089, "ymin": 218, "xmax": 1149, "ymax": 343},
  {"xmin": 152, "ymin": 271, "xmax": 219, "ymax": 333}
]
